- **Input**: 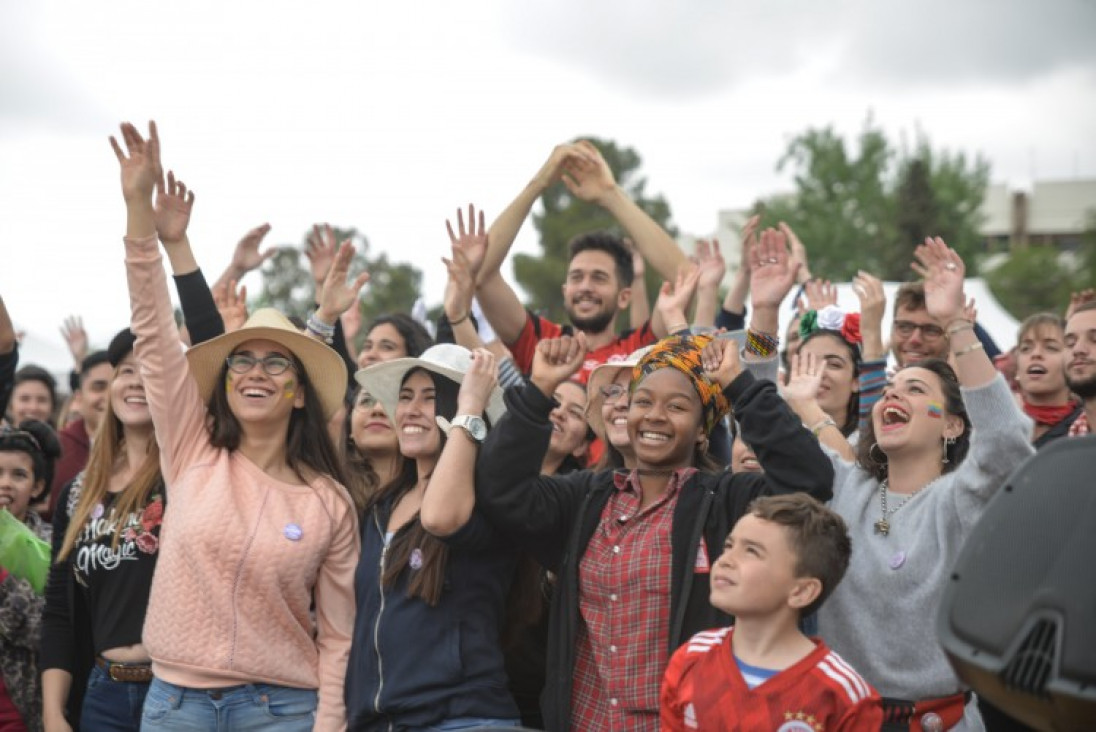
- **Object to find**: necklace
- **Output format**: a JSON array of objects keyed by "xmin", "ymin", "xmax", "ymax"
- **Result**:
[{"xmin": 874, "ymin": 479, "xmax": 924, "ymax": 537}]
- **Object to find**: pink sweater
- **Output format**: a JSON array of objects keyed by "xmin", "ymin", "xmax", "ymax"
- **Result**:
[{"xmin": 126, "ymin": 235, "xmax": 359, "ymax": 731}]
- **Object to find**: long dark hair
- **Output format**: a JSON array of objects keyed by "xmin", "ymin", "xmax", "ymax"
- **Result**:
[
  {"xmin": 857, "ymin": 358, "xmax": 972, "ymax": 481},
  {"xmin": 206, "ymin": 352, "xmax": 347, "ymax": 488},
  {"xmin": 799, "ymin": 329, "xmax": 862, "ymax": 437},
  {"xmin": 367, "ymin": 313, "xmax": 434, "ymax": 358},
  {"xmin": 341, "ymin": 384, "xmax": 385, "ymax": 515}
]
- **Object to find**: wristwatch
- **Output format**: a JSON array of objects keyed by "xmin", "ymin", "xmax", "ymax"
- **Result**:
[{"xmin": 448, "ymin": 414, "xmax": 488, "ymax": 443}]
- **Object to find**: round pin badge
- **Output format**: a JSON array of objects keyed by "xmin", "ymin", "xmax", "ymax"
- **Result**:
[
  {"xmin": 921, "ymin": 712, "xmax": 944, "ymax": 732},
  {"xmin": 889, "ymin": 550, "xmax": 907, "ymax": 570},
  {"xmin": 283, "ymin": 523, "xmax": 303, "ymax": 542},
  {"xmin": 92, "ymin": 503, "xmax": 104, "ymax": 520},
  {"xmin": 410, "ymin": 547, "xmax": 424, "ymax": 570}
]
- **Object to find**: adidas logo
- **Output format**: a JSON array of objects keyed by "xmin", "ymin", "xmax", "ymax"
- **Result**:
[{"xmin": 684, "ymin": 702, "xmax": 698, "ymax": 729}]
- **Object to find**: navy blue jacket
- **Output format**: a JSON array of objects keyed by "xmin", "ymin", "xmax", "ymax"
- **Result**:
[{"xmin": 344, "ymin": 497, "xmax": 520, "ymax": 731}]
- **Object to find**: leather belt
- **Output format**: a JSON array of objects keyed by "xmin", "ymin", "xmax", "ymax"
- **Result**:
[{"xmin": 96, "ymin": 657, "xmax": 154, "ymax": 683}]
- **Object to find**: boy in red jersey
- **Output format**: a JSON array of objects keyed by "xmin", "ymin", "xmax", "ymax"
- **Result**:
[{"xmin": 661, "ymin": 494, "xmax": 882, "ymax": 731}]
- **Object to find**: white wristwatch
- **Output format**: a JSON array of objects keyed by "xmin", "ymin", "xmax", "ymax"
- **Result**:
[{"xmin": 438, "ymin": 414, "xmax": 488, "ymax": 443}]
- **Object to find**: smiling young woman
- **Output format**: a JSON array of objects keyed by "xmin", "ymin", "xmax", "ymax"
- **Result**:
[
  {"xmin": 809, "ymin": 239, "xmax": 1034, "ymax": 731},
  {"xmin": 473, "ymin": 332, "xmax": 834, "ymax": 731},
  {"xmin": 113, "ymin": 121, "xmax": 359, "ymax": 731}
]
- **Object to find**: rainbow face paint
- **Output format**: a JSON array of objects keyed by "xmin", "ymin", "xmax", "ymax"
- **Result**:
[{"xmin": 927, "ymin": 402, "xmax": 944, "ymax": 419}]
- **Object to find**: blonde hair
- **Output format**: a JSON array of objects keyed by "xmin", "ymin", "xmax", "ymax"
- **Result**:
[{"xmin": 57, "ymin": 363, "xmax": 162, "ymax": 561}]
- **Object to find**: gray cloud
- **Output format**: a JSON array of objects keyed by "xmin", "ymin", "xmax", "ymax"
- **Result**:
[{"xmin": 503, "ymin": 0, "xmax": 1096, "ymax": 96}]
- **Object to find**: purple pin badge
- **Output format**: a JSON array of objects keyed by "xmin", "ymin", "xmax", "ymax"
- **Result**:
[
  {"xmin": 283, "ymin": 523, "xmax": 303, "ymax": 542},
  {"xmin": 889, "ymin": 550, "xmax": 907, "ymax": 570},
  {"xmin": 410, "ymin": 548, "xmax": 424, "ymax": 570},
  {"xmin": 92, "ymin": 503, "xmax": 104, "ymax": 520}
]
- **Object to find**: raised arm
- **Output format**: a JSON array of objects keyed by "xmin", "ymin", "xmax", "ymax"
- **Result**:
[
  {"xmin": 744, "ymin": 227, "xmax": 800, "ymax": 361},
  {"xmin": 420, "ymin": 349, "xmax": 498, "ymax": 537},
  {"xmin": 720, "ymin": 214, "xmax": 758, "ymax": 326},
  {"xmin": 562, "ymin": 140, "xmax": 686, "ymax": 281},
  {"xmin": 212, "ymin": 223, "xmax": 274, "ymax": 294},
  {"xmin": 693, "ymin": 239, "xmax": 726, "ymax": 329},
  {"xmin": 654, "ymin": 263, "xmax": 700, "ymax": 336},
  {"xmin": 782, "ymin": 351, "xmax": 856, "ymax": 462},
  {"xmin": 625, "ymin": 238, "xmax": 651, "ymax": 330}
]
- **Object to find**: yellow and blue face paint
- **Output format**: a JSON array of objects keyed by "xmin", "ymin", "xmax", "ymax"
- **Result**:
[{"xmin": 927, "ymin": 402, "xmax": 944, "ymax": 419}]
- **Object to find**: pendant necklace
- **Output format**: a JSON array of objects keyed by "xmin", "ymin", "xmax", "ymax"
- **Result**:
[{"xmin": 874, "ymin": 479, "xmax": 924, "ymax": 537}]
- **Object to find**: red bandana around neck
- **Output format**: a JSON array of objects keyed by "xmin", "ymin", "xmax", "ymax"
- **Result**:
[{"xmin": 1022, "ymin": 399, "xmax": 1078, "ymax": 427}]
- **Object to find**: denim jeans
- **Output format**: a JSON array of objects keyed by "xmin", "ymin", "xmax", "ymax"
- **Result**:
[
  {"xmin": 424, "ymin": 719, "xmax": 524, "ymax": 731},
  {"xmin": 82, "ymin": 663, "xmax": 150, "ymax": 732},
  {"xmin": 140, "ymin": 678, "xmax": 317, "ymax": 731}
]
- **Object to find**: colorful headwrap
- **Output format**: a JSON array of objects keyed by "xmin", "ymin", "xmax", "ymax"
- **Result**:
[
  {"xmin": 631, "ymin": 334, "xmax": 731, "ymax": 436},
  {"xmin": 799, "ymin": 305, "xmax": 862, "ymax": 350}
]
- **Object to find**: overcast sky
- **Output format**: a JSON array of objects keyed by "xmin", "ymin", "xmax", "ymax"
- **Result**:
[{"xmin": 3, "ymin": 0, "xmax": 1095, "ymax": 358}]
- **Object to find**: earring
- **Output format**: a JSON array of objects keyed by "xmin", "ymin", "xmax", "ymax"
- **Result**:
[
  {"xmin": 942, "ymin": 436, "xmax": 955, "ymax": 464},
  {"xmin": 869, "ymin": 442, "xmax": 886, "ymax": 463}
]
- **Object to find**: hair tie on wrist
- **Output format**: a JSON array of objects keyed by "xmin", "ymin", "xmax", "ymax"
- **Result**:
[{"xmin": 449, "ymin": 312, "xmax": 469, "ymax": 326}]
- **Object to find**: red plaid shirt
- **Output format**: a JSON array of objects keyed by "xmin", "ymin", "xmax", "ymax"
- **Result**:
[
  {"xmin": 1069, "ymin": 411, "xmax": 1091, "ymax": 437},
  {"xmin": 570, "ymin": 467, "xmax": 697, "ymax": 732}
]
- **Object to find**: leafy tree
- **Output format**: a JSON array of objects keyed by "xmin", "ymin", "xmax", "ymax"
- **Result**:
[
  {"xmin": 514, "ymin": 137, "xmax": 677, "ymax": 322},
  {"xmin": 986, "ymin": 247, "xmax": 1075, "ymax": 319},
  {"xmin": 254, "ymin": 227, "xmax": 422, "ymax": 339},
  {"xmin": 758, "ymin": 117, "xmax": 990, "ymax": 282}
]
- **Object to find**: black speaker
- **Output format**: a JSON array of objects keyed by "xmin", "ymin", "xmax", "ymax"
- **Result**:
[{"xmin": 937, "ymin": 435, "xmax": 1096, "ymax": 731}]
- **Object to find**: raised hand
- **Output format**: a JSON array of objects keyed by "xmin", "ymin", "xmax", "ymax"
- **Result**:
[
  {"xmin": 154, "ymin": 170, "xmax": 195, "ymax": 244},
  {"xmin": 910, "ymin": 237, "xmax": 965, "ymax": 324},
  {"xmin": 804, "ymin": 279, "xmax": 837, "ymax": 311},
  {"xmin": 655, "ymin": 262, "xmax": 701, "ymax": 329},
  {"xmin": 442, "ymin": 248, "xmax": 476, "ymax": 324},
  {"xmin": 109, "ymin": 121, "xmax": 163, "ymax": 203},
  {"xmin": 561, "ymin": 140, "xmax": 617, "ymax": 205},
  {"xmin": 231, "ymin": 224, "xmax": 275, "ymax": 275},
  {"xmin": 749, "ymin": 227, "xmax": 800, "ymax": 310},
  {"xmin": 316, "ymin": 240, "xmax": 371, "ymax": 324},
  {"xmin": 700, "ymin": 337, "xmax": 744, "ymax": 388},
  {"xmin": 531, "ymin": 143, "xmax": 593, "ymax": 192},
  {"xmin": 780, "ymin": 222, "xmax": 812, "ymax": 283},
  {"xmin": 446, "ymin": 204, "xmax": 488, "ymax": 279},
  {"xmin": 852, "ymin": 270, "xmax": 886, "ymax": 360},
  {"xmin": 783, "ymin": 352, "xmax": 824, "ymax": 408},
  {"xmin": 738, "ymin": 215, "xmax": 760, "ymax": 275},
  {"xmin": 212, "ymin": 279, "xmax": 249, "ymax": 333},
  {"xmin": 59, "ymin": 315, "xmax": 88, "ymax": 367},
  {"xmin": 531, "ymin": 334, "xmax": 588, "ymax": 398},
  {"xmin": 695, "ymin": 239, "xmax": 726, "ymax": 291},
  {"xmin": 624, "ymin": 237, "xmax": 645, "ymax": 279},
  {"xmin": 456, "ymin": 349, "xmax": 498, "ymax": 416},
  {"xmin": 306, "ymin": 224, "xmax": 339, "ymax": 294}
]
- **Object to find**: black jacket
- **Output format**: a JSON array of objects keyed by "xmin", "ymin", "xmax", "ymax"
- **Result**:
[{"xmin": 475, "ymin": 371, "xmax": 834, "ymax": 731}]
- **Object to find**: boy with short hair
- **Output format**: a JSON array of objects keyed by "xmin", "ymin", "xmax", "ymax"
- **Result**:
[{"xmin": 660, "ymin": 494, "xmax": 882, "ymax": 731}]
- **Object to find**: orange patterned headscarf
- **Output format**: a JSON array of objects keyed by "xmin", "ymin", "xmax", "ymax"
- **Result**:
[{"xmin": 632, "ymin": 333, "xmax": 730, "ymax": 435}]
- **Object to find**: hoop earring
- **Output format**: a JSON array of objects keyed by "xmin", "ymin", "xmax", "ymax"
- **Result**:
[{"xmin": 869, "ymin": 442, "xmax": 887, "ymax": 463}]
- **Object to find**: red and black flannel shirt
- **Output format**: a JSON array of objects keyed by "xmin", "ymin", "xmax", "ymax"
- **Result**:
[{"xmin": 570, "ymin": 467, "xmax": 699, "ymax": 732}]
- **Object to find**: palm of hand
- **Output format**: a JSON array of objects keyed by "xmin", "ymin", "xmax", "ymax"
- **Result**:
[
  {"xmin": 751, "ymin": 264, "xmax": 793, "ymax": 308},
  {"xmin": 923, "ymin": 271, "xmax": 964, "ymax": 321},
  {"xmin": 785, "ymin": 371, "xmax": 822, "ymax": 404},
  {"xmin": 155, "ymin": 194, "xmax": 191, "ymax": 242}
]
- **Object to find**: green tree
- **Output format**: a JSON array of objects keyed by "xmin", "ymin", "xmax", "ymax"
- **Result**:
[
  {"xmin": 513, "ymin": 137, "xmax": 677, "ymax": 322},
  {"xmin": 986, "ymin": 247, "xmax": 1075, "ymax": 319},
  {"xmin": 758, "ymin": 117, "xmax": 990, "ymax": 281},
  {"xmin": 254, "ymin": 227, "xmax": 422, "ymax": 339}
]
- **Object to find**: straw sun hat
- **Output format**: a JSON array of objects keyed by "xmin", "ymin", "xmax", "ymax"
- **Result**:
[
  {"xmin": 354, "ymin": 343, "xmax": 506, "ymax": 426},
  {"xmin": 584, "ymin": 345, "xmax": 653, "ymax": 439},
  {"xmin": 185, "ymin": 308, "xmax": 348, "ymax": 421}
]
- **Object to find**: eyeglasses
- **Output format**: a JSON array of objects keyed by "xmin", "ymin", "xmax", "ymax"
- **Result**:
[
  {"xmin": 893, "ymin": 321, "xmax": 945, "ymax": 341},
  {"xmin": 0, "ymin": 427, "xmax": 42, "ymax": 452},
  {"xmin": 354, "ymin": 392, "xmax": 379, "ymax": 410},
  {"xmin": 598, "ymin": 383, "xmax": 628, "ymax": 403},
  {"xmin": 226, "ymin": 354, "xmax": 295, "ymax": 376}
]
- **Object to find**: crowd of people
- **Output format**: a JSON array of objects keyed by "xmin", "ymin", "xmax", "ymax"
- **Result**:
[{"xmin": 1, "ymin": 121, "xmax": 1094, "ymax": 732}]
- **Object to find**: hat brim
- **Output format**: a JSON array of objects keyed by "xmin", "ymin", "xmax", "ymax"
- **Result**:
[
  {"xmin": 584, "ymin": 347, "xmax": 654, "ymax": 439},
  {"xmin": 185, "ymin": 325, "xmax": 347, "ymax": 421},
  {"xmin": 354, "ymin": 357, "xmax": 506, "ymax": 426}
]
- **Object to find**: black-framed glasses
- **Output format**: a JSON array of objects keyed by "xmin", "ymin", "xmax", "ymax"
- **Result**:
[
  {"xmin": 226, "ymin": 354, "xmax": 295, "ymax": 376},
  {"xmin": 598, "ymin": 383, "xmax": 628, "ymax": 402},
  {"xmin": 0, "ymin": 427, "xmax": 42, "ymax": 452},
  {"xmin": 893, "ymin": 320, "xmax": 945, "ymax": 341}
]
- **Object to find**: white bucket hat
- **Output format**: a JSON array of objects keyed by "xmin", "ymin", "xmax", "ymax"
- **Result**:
[
  {"xmin": 354, "ymin": 343, "xmax": 506, "ymax": 425},
  {"xmin": 185, "ymin": 308, "xmax": 348, "ymax": 420}
]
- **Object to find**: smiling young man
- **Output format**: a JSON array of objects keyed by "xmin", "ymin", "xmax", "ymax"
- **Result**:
[
  {"xmin": 890, "ymin": 283, "xmax": 950, "ymax": 367},
  {"xmin": 1064, "ymin": 301, "xmax": 1096, "ymax": 437},
  {"xmin": 470, "ymin": 141, "xmax": 687, "ymax": 383},
  {"xmin": 660, "ymin": 494, "xmax": 882, "ymax": 732}
]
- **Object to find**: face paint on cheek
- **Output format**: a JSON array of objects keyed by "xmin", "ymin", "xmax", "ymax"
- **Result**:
[
  {"xmin": 283, "ymin": 379, "xmax": 296, "ymax": 400},
  {"xmin": 226, "ymin": 373, "xmax": 233, "ymax": 394},
  {"xmin": 927, "ymin": 402, "xmax": 944, "ymax": 419}
]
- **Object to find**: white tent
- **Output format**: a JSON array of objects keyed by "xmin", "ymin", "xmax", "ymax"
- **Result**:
[{"xmin": 776, "ymin": 277, "xmax": 1020, "ymax": 359}]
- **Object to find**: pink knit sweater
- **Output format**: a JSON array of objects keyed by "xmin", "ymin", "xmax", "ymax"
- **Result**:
[{"xmin": 126, "ymin": 235, "xmax": 359, "ymax": 731}]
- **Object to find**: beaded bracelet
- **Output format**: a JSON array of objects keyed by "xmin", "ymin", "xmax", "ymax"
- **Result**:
[
  {"xmin": 745, "ymin": 329, "xmax": 779, "ymax": 357},
  {"xmin": 306, "ymin": 313, "xmax": 336, "ymax": 344}
]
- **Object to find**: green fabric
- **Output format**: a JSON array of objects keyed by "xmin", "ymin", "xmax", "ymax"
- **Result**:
[{"xmin": 0, "ymin": 509, "xmax": 50, "ymax": 594}]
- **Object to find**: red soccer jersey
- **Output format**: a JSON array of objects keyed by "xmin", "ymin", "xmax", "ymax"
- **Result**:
[
  {"xmin": 508, "ymin": 311, "xmax": 655, "ymax": 384},
  {"xmin": 661, "ymin": 627, "xmax": 883, "ymax": 732}
]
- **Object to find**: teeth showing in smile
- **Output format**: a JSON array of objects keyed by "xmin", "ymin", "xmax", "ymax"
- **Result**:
[
  {"xmin": 123, "ymin": 396, "xmax": 148, "ymax": 405},
  {"xmin": 402, "ymin": 426, "xmax": 427, "ymax": 434},
  {"xmin": 612, "ymin": 418, "xmax": 628, "ymax": 426},
  {"xmin": 640, "ymin": 431, "xmax": 669, "ymax": 442},
  {"xmin": 243, "ymin": 388, "xmax": 270, "ymax": 398},
  {"xmin": 882, "ymin": 407, "xmax": 910, "ymax": 425}
]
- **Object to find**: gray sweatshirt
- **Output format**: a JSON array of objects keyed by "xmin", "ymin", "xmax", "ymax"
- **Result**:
[{"xmin": 818, "ymin": 376, "xmax": 1033, "ymax": 731}]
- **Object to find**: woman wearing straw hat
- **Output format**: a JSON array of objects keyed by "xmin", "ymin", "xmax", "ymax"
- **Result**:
[
  {"xmin": 474, "ymin": 332, "xmax": 834, "ymax": 731},
  {"xmin": 347, "ymin": 343, "xmax": 530, "ymax": 730},
  {"xmin": 112, "ymin": 121, "xmax": 359, "ymax": 731}
]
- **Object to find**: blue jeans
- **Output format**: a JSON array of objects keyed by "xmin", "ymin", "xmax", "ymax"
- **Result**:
[
  {"xmin": 82, "ymin": 663, "xmax": 150, "ymax": 731},
  {"xmin": 140, "ymin": 678, "xmax": 317, "ymax": 731},
  {"xmin": 425, "ymin": 719, "xmax": 523, "ymax": 731}
]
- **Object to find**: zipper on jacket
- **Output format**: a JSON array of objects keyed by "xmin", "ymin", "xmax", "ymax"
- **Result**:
[{"xmin": 372, "ymin": 510, "xmax": 389, "ymax": 714}]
